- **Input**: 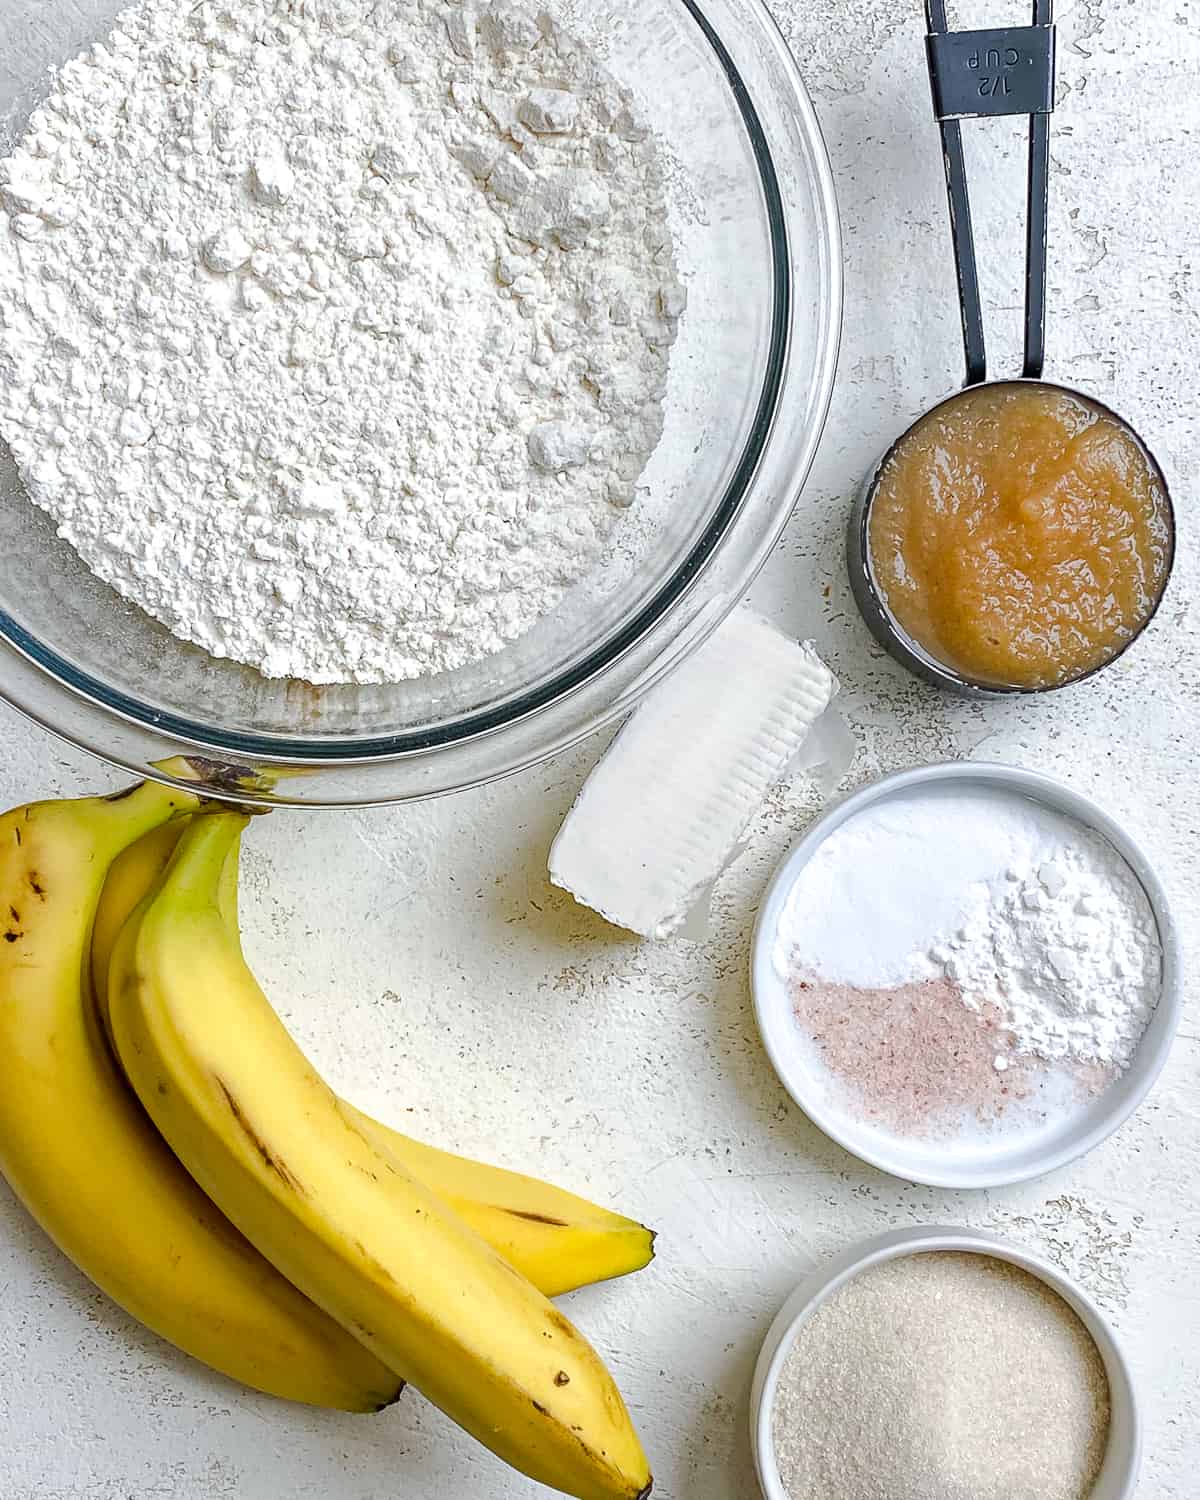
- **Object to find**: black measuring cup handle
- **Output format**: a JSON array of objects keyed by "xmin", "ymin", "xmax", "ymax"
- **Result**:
[{"xmin": 925, "ymin": 0, "xmax": 1056, "ymax": 386}]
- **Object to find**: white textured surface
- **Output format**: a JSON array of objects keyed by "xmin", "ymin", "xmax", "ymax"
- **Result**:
[{"xmin": 1, "ymin": 1, "xmax": 1198, "ymax": 1497}]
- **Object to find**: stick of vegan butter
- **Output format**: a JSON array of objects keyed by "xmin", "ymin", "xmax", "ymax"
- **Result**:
[{"xmin": 549, "ymin": 609, "xmax": 846, "ymax": 939}]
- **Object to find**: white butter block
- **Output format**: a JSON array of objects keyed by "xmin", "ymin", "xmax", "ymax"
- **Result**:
[{"xmin": 549, "ymin": 609, "xmax": 840, "ymax": 939}]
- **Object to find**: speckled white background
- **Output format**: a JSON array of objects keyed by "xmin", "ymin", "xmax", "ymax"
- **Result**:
[{"xmin": 1, "ymin": 1, "xmax": 1197, "ymax": 1496}]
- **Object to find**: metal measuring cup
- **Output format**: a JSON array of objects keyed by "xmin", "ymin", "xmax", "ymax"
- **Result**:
[{"xmin": 847, "ymin": 0, "xmax": 1176, "ymax": 697}]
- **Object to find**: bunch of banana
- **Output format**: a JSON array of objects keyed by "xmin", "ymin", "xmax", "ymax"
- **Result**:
[
  {"xmin": 91, "ymin": 817, "xmax": 655, "ymax": 1300},
  {"xmin": 0, "ymin": 781, "xmax": 398, "ymax": 1410},
  {"xmin": 0, "ymin": 785, "xmax": 653, "ymax": 1499}
]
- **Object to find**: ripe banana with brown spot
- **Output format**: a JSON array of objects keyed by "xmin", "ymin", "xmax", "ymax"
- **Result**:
[
  {"xmin": 92, "ymin": 818, "xmax": 655, "ymax": 1298},
  {"xmin": 0, "ymin": 783, "xmax": 401, "ymax": 1412},
  {"xmin": 109, "ymin": 811, "xmax": 653, "ymax": 1500}
]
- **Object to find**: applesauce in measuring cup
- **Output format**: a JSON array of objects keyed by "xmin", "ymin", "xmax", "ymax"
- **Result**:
[{"xmin": 866, "ymin": 383, "xmax": 1172, "ymax": 689}]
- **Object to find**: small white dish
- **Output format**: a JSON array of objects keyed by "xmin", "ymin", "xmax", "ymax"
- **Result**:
[
  {"xmin": 751, "ymin": 761, "xmax": 1181, "ymax": 1189},
  {"xmin": 750, "ymin": 1225, "xmax": 1141, "ymax": 1500}
]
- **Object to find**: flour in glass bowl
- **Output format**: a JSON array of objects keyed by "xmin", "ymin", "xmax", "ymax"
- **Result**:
[{"xmin": 0, "ymin": 0, "xmax": 684, "ymax": 683}]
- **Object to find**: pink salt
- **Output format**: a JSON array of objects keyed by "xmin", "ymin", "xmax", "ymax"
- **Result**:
[{"xmin": 790, "ymin": 973, "xmax": 1033, "ymax": 1135}]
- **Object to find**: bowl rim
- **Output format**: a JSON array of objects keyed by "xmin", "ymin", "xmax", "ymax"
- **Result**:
[
  {"xmin": 0, "ymin": 0, "xmax": 844, "ymax": 780},
  {"xmin": 750, "ymin": 760, "xmax": 1183, "ymax": 1189},
  {"xmin": 749, "ymin": 1225, "xmax": 1141, "ymax": 1500}
]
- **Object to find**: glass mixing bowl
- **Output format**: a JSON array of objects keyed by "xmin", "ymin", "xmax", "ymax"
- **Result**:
[{"xmin": 0, "ymin": 0, "xmax": 840, "ymax": 805}]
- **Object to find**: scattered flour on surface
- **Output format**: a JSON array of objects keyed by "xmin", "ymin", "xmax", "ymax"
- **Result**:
[{"xmin": 0, "ymin": 0, "xmax": 683, "ymax": 683}]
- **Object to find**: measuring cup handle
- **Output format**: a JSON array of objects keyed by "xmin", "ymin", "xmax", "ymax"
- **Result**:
[{"xmin": 925, "ymin": 1, "xmax": 1056, "ymax": 387}]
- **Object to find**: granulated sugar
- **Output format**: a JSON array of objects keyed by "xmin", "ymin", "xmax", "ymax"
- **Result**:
[{"xmin": 771, "ymin": 1252, "xmax": 1110, "ymax": 1500}]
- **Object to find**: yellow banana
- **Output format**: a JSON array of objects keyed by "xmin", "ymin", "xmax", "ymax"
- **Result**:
[
  {"xmin": 350, "ymin": 1110, "xmax": 655, "ymax": 1300},
  {"xmin": 0, "ymin": 785, "xmax": 401, "ymax": 1413},
  {"xmin": 91, "ymin": 817, "xmax": 187, "ymax": 989},
  {"xmin": 110, "ymin": 811, "xmax": 652, "ymax": 1500},
  {"xmin": 92, "ymin": 820, "xmax": 654, "ymax": 1298}
]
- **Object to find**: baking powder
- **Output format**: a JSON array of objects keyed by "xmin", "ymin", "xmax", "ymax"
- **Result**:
[
  {"xmin": 921, "ymin": 842, "xmax": 1160, "ymax": 1070},
  {"xmin": 0, "ymin": 0, "xmax": 682, "ymax": 684}
]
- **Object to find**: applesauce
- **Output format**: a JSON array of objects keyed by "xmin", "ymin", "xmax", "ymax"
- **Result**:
[{"xmin": 867, "ymin": 383, "xmax": 1172, "ymax": 689}]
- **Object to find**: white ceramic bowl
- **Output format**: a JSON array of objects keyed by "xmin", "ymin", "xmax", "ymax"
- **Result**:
[
  {"xmin": 750, "ymin": 1225, "xmax": 1141, "ymax": 1500},
  {"xmin": 751, "ymin": 762, "xmax": 1181, "ymax": 1189}
]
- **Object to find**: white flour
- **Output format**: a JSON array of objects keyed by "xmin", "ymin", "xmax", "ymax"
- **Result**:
[
  {"xmin": 0, "ymin": 0, "xmax": 682, "ymax": 684},
  {"xmin": 775, "ymin": 784, "xmax": 1162, "ymax": 1073}
]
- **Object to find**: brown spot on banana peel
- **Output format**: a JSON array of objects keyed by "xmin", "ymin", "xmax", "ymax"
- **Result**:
[
  {"xmin": 546, "ymin": 1309, "xmax": 576, "ymax": 1340},
  {"xmin": 215, "ymin": 1077, "xmax": 307, "ymax": 1196},
  {"xmin": 332, "ymin": 1096, "xmax": 399, "ymax": 1173},
  {"xmin": 27, "ymin": 872, "xmax": 45, "ymax": 899},
  {"xmin": 105, "ymin": 782, "xmax": 192, "ymax": 810},
  {"xmin": 502, "ymin": 1208, "xmax": 570, "ymax": 1228},
  {"xmin": 554, "ymin": 1371, "xmax": 570, "ymax": 1386},
  {"xmin": 351, "ymin": 1240, "xmax": 396, "ymax": 1287},
  {"xmin": 531, "ymin": 1398, "xmax": 651, "ymax": 1496},
  {"xmin": 3, "ymin": 931, "xmax": 20, "ymax": 943},
  {"xmin": 104, "ymin": 783, "xmax": 142, "ymax": 803}
]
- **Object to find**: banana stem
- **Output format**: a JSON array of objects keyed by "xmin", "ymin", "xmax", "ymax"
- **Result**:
[{"xmin": 160, "ymin": 813, "xmax": 251, "ymax": 910}]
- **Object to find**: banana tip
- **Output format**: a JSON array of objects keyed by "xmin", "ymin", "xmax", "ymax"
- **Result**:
[{"xmin": 373, "ymin": 1381, "xmax": 406, "ymax": 1413}]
